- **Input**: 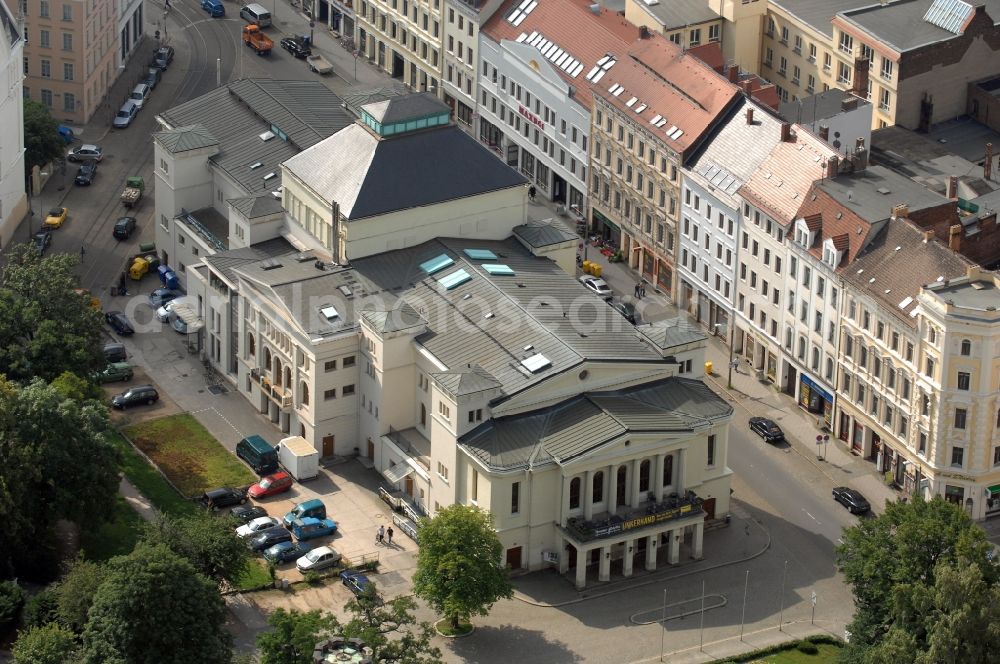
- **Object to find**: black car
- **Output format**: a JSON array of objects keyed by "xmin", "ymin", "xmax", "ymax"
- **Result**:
[
  {"xmin": 75, "ymin": 161, "xmax": 97, "ymax": 186},
  {"xmin": 609, "ymin": 300, "xmax": 637, "ymax": 325},
  {"xmin": 103, "ymin": 342, "xmax": 127, "ymax": 362},
  {"xmin": 230, "ymin": 504, "xmax": 267, "ymax": 523},
  {"xmin": 151, "ymin": 46, "xmax": 174, "ymax": 70},
  {"xmin": 105, "ymin": 310, "xmax": 134, "ymax": 336},
  {"xmin": 33, "ymin": 230, "xmax": 52, "ymax": 255},
  {"xmin": 202, "ymin": 487, "xmax": 249, "ymax": 510},
  {"xmin": 749, "ymin": 417, "xmax": 785, "ymax": 443},
  {"xmin": 280, "ymin": 36, "xmax": 312, "ymax": 58},
  {"xmin": 248, "ymin": 526, "xmax": 293, "ymax": 552},
  {"xmin": 110, "ymin": 384, "xmax": 159, "ymax": 409},
  {"xmin": 833, "ymin": 487, "xmax": 871, "ymax": 514},
  {"xmin": 144, "ymin": 67, "xmax": 161, "ymax": 89},
  {"xmin": 113, "ymin": 216, "xmax": 137, "ymax": 240}
]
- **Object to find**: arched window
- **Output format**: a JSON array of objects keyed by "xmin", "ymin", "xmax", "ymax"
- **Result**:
[
  {"xmin": 961, "ymin": 339, "xmax": 971, "ymax": 356},
  {"xmin": 300, "ymin": 382, "xmax": 309, "ymax": 406},
  {"xmin": 264, "ymin": 347, "xmax": 272, "ymax": 370},
  {"xmin": 592, "ymin": 471, "xmax": 604, "ymax": 503},
  {"xmin": 283, "ymin": 366, "xmax": 291, "ymax": 390},
  {"xmin": 663, "ymin": 455, "xmax": 674, "ymax": 487},
  {"xmin": 246, "ymin": 333, "xmax": 255, "ymax": 360},
  {"xmin": 274, "ymin": 358, "xmax": 283, "ymax": 385},
  {"xmin": 569, "ymin": 477, "xmax": 581, "ymax": 509},
  {"xmin": 639, "ymin": 459, "xmax": 651, "ymax": 492}
]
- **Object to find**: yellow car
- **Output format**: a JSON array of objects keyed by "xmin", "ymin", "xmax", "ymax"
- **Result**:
[{"xmin": 43, "ymin": 207, "xmax": 68, "ymax": 229}]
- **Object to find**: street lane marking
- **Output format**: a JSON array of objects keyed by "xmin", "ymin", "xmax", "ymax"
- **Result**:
[{"xmin": 802, "ymin": 509, "xmax": 821, "ymax": 525}]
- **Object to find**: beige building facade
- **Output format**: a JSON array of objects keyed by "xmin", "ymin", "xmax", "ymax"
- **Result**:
[{"xmin": 355, "ymin": 0, "xmax": 444, "ymax": 95}]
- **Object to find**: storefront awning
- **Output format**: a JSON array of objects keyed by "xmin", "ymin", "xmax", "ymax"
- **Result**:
[
  {"xmin": 383, "ymin": 463, "xmax": 415, "ymax": 484},
  {"xmin": 592, "ymin": 209, "xmax": 619, "ymax": 234},
  {"xmin": 988, "ymin": 484, "xmax": 1000, "ymax": 494}
]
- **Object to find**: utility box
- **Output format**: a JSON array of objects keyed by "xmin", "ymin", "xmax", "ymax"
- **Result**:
[{"xmin": 277, "ymin": 436, "xmax": 319, "ymax": 481}]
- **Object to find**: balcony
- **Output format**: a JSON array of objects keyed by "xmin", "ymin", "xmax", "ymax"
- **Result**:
[
  {"xmin": 563, "ymin": 491, "xmax": 703, "ymax": 543},
  {"xmin": 252, "ymin": 369, "xmax": 293, "ymax": 410}
]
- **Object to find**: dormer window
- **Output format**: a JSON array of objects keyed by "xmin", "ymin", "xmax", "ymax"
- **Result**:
[
  {"xmin": 822, "ymin": 236, "xmax": 845, "ymax": 268},
  {"xmin": 795, "ymin": 214, "xmax": 822, "ymax": 249}
]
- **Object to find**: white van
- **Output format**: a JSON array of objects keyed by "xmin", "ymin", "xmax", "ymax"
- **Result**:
[
  {"xmin": 129, "ymin": 83, "xmax": 150, "ymax": 109},
  {"xmin": 240, "ymin": 2, "xmax": 271, "ymax": 27}
]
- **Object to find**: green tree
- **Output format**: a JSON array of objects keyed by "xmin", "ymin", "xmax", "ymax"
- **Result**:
[
  {"xmin": 0, "ymin": 580, "xmax": 25, "ymax": 632},
  {"xmin": 21, "ymin": 587, "xmax": 59, "ymax": 628},
  {"xmin": 336, "ymin": 590, "xmax": 442, "ymax": 664},
  {"xmin": 80, "ymin": 544, "xmax": 232, "ymax": 664},
  {"xmin": 257, "ymin": 608, "xmax": 331, "ymax": 664},
  {"xmin": 412, "ymin": 504, "xmax": 513, "ymax": 630},
  {"xmin": 50, "ymin": 370, "xmax": 103, "ymax": 402},
  {"xmin": 12, "ymin": 623, "xmax": 79, "ymax": 664},
  {"xmin": 836, "ymin": 496, "xmax": 999, "ymax": 661},
  {"xmin": 141, "ymin": 511, "xmax": 251, "ymax": 586},
  {"xmin": 23, "ymin": 99, "xmax": 64, "ymax": 176},
  {"xmin": 0, "ymin": 247, "xmax": 106, "ymax": 383},
  {"xmin": 54, "ymin": 557, "xmax": 106, "ymax": 634}
]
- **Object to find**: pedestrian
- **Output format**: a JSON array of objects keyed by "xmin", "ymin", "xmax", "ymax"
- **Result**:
[
  {"xmin": 634, "ymin": 282, "xmax": 640, "ymax": 298},
  {"xmin": 80, "ymin": 245, "xmax": 85, "ymax": 258},
  {"xmin": 528, "ymin": 185, "xmax": 536, "ymax": 202},
  {"xmin": 377, "ymin": 524, "xmax": 385, "ymax": 545},
  {"xmin": 386, "ymin": 526, "xmax": 394, "ymax": 545},
  {"xmin": 640, "ymin": 283, "xmax": 646, "ymax": 298}
]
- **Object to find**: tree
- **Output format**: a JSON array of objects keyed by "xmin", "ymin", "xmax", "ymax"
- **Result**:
[
  {"xmin": 141, "ymin": 511, "xmax": 251, "ymax": 586},
  {"xmin": 80, "ymin": 544, "xmax": 232, "ymax": 664},
  {"xmin": 51, "ymin": 370, "xmax": 103, "ymax": 402},
  {"xmin": 0, "ymin": 247, "xmax": 106, "ymax": 383},
  {"xmin": 336, "ymin": 589, "xmax": 442, "ymax": 664},
  {"xmin": 0, "ymin": 580, "xmax": 25, "ymax": 632},
  {"xmin": 23, "ymin": 99, "xmax": 64, "ymax": 176},
  {"xmin": 836, "ymin": 496, "xmax": 1000, "ymax": 662},
  {"xmin": 54, "ymin": 557, "xmax": 106, "ymax": 634},
  {"xmin": 412, "ymin": 504, "xmax": 513, "ymax": 630},
  {"xmin": 21, "ymin": 587, "xmax": 59, "ymax": 628},
  {"xmin": 257, "ymin": 608, "xmax": 331, "ymax": 664},
  {"xmin": 12, "ymin": 623, "xmax": 79, "ymax": 664}
]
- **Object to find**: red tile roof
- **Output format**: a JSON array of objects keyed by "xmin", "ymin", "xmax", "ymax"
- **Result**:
[
  {"xmin": 832, "ymin": 233, "xmax": 850, "ymax": 251},
  {"xmin": 803, "ymin": 212, "xmax": 823, "ymax": 231}
]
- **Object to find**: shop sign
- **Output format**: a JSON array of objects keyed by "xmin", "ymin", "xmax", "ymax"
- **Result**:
[
  {"xmin": 622, "ymin": 504, "xmax": 693, "ymax": 532},
  {"xmin": 518, "ymin": 105, "xmax": 545, "ymax": 130}
]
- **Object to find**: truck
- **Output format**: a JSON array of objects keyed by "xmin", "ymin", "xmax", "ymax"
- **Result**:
[
  {"xmin": 276, "ymin": 435, "xmax": 319, "ymax": 481},
  {"xmin": 121, "ymin": 176, "xmax": 144, "ymax": 208},
  {"xmin": 306, "ymin": 54, "xmax": 333, "ymax": 75},
  {"xmin": 242, "ymin": 25, "xmax": 273, "ymax": 55}
]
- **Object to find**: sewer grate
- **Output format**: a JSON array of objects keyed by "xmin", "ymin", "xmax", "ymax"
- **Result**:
[{"xmin": 207, "ymin": 384, "xmax": 228, "ymax": 395}]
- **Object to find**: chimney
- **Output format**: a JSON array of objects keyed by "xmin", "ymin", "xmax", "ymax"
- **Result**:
[
  {"xmin": 947, "ymin": 175, "xmax": 958, "ymax": 200},
  {"xmin": 639, "ymin": 25, "xmax": 650, "ymax": 39},
  {"xmin": 728, "ymin": 65, "xmax": 739, "ymax": 83},
  {"xmin": 826, "ymin": 155, "xmax": 839, "ymax": 179},
  {"xmin": 987, "ymin": 143, "xmax": 994, "ymax": 181},
  {"xmin": 740, "ymin": 79, "xmax": 753, "ymax": 96},
  {"xmin": 589, "ymin": 3, "xmax": 600, "ymax": 13},
  {"xmin": 949, "ymin": 224, "xmax": 962, "ymax": 251},
  {"xmin": 892, "ymin": 203, "xmax": 909, "ymax": 219},
  {"xmin": 856, "ymin": 147, "xmax": 868, "ymax": 171},
  {"xmin": 780, "ymin": 122, "xmax": 792, "ymax": 142},
  {"xmin": 746, "ymin": 107, "xmax": 755, "ymax": 125},
  {"xmin": 922, "ymin": 230, "xmax": 935, "ymax": 242},
  {"xmin": 818, "ymin": 124, "xmax": 829, "ymax": 141},
  {"xmin": 967, "ymin": 265, "xmax": 986, "ymax": 280},
  {"xmin": 851, "ymin": 57, "xmax": 870, "ymax": 98}
]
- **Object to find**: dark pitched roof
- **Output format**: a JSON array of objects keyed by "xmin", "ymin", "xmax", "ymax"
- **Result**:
[
  {"xmin": 229, "ymin": 194, "xmax": 284, "ymax": 220},
  {"xmin": 362, "ymin": 92, "xmax": 449, "ymax": 124},
  {"xmin": 636, "ymin": 320, "xmax": 705, "ymax": 351},
  {"xmin": 460, "ymin": 378, "xmax": 731, "ymax": 470},
  {"xmin": 431, "ymin": 365, "xmax": 503, "ymax": 398},
  {"xmin": 154, "ymin": 124, "xmax": 219, "ymax": 153},
  {"xmin": 512, "ymin": 221, "xmax": 578, "ymax": 248},
  {"xmin": 341, "ymin": 83, "xmax": 410, "ymax": 117},
  {"xmin": 203, "ymin": 238, "xmax": 297, "ymax": 284},
  {"xmin": 360, "ymin": 303, "xmax": 425, "ymax": 333}
]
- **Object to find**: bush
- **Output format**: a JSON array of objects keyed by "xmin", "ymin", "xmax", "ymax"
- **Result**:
[
  {"xmin": 22, "ymin": 589, "xmax": 59, "ymax": 628},
  {"xmin": 0, "ymin": 580, "xmax": 26, "ymax": 631},
  {"xmin": 796, "ymin": 640, "xmax": 819, "ymax": 654},
  {"xmin": 303, "ymin": 571, "xmax": 322, "ymax": 585}
]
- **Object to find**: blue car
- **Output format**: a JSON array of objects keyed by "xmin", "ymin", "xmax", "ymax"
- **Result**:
[
  {"xmin": 340, "ymin": 570, "xmax": 373, "ymax": 596},
  {"xmin": 263, "ymin": 540, "xmax": 310, "ymax": 564},
  {"xmin": 290, "ymin": 517, "xmax": 338, "ymax": 541},
  {"xmin": 201, "ymin": 0, "xmax": 224, "ymax": 15}
]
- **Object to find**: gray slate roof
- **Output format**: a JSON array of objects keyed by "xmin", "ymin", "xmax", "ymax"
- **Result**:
[
  {"xmin": 360, "ymin": 302, "xmax": 424, "ymax": 333},
  {"xmin": 512, "ymin": 220, "xmax": 578, "ymax": 248},
  {"xmin": 779, "ymin": 89, "xmax": 863, "ymax": 125},
  {"xmin": 203, "ymin": 238, "xmax": 297, "ymax": 285},
  {"xmin": 282, "ymin": 123, "xmax": 526, "ymax": 220},
  {"xmin": 460, "ymin": 378, "xmax": 732, "ymax": 471},
  {"xmin": 839, "ymin": 0, "xmax": 965, "ymax": 51},
  {"xmin": 154, "ymin": 124, "xmax": 219, "ymax": 153},
  {"xmin": 771, "ymin": 0, "xmax": 868, "ymax": 36},
  {"xmin": 362, "ymin": 92, "xmax": 449, "ymax": 124},
  {"xmin": 431, "ymin": 365, "xmax": 503, "ymax": 398},
  {"xmin": 637, "ymin": 320, "xmax": 706, "ymax": 351},
  {"xmin": 341, "ymin": 83, "xmax": 411, "ymax": 118},
  {"xmin": 158, "ymin": 79, "xmax": 352, "ymax": 195},
  {"xmin": 229, "ymin": 194, "xmax": 284, "ymax": 220},
  {"xmin": 630, "ymin": 0, "xmax": 719, "ymax": 29},
  {"xmin": 818, "ymin": 165, "xmax": 949, "ymax": 224}
]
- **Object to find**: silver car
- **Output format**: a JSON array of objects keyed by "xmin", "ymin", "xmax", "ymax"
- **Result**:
[
  {"xmin": 113, "ymin": 101, "xmax": 139, "ymax": 129},
  {"xmin": 67, "ymin": 144, "xmax": 103, "ymax": 162}
]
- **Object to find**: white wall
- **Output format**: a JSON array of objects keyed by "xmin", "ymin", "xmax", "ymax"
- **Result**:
[{"xmin": 0, "ymin": 19, "xmax": 25, "ymax": 249}]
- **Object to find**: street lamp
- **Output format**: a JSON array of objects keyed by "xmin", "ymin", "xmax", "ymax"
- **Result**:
[{"xmin": 714, "ymin": 321, "xmax": 736, "ymax": 389}]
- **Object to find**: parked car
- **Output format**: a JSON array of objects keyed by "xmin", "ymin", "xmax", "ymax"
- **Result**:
[
  {"xmin": 297, "ymin": 546, "xmax": 342, "ymax": 572},
  {"xmin": 113, "ymin": 100, "xmax": 139, "ymax": 129},
  {"xmin": 113, "ymin": 216, "xmax": 137, "ymax": 240},
  {"xmin": 230, "ymin": 504, "xmax": 267, "ymax": 524},
  {"xmin": 248, "ymin": 527, "xmax": 292, "ymax": 552},
  {"xmin": 105, "ymin": 310, "xmax": 134, "ymax": 336},
  {"xmin": 144, "ymin": 67, "xmax": 162, "ymax": 89},
  {"xmin": 264, "ymin": 541, "xmax": 311, "ymax": 564},
  {"xmin": 74, "ymin": 161, "xmax": 98, "ymax": 186},
  {"xmin": 280, "ymin": 36, "xmax": 312, "ymax": 58},
  {"xmin": 103, "ymin": 342, "xmax": 127, "ymax": 363},
  {"xmin": 282, "ymin": 499, "xmax": 326, "ymax": 527},
  {"xmin": 578, "ymin": 275, "xmax": 613, "ymax": 300},
  {"xmin": 609, "ymin": 300, "xmax": 637, "ymax": 324},
  {"xmin": 151, "ymin": 46, "xmax": 174, "ymax": 70},
  {"xmin": 57, "ymin": 124, "xmax": 75, "ymax": 143},
  {"xmin": 236, "ymin": 516, "xmax": 282, "ymax": 538},
  {"xmin": 43, "ymin": 206, "xmax": 68, "ymax": 229},
  {"xmin": 748, "ymin": 417, "xmax": 785, "ymax": 443},
  {"xmin": 833, "ymin": 487, "xmax": 871, "ymax": 514},
  {"xmin": 32, "ymin": 230, "xmax": 51, "ymax": 255},
  {"xmin": 171, "ymin": 315, "xmax": 191, "ymax": 335},
  {"xmin": 156, "ymin": 299, "xmax": 179, "ymax": 323},
  {"xmin": 67, "ymin": 144, "xmax": 103, "ymax": 162},
  {"xmin": 339, "ymin": 569, "xmax": 372, "ymax": 595},
  {"xmin": 247, "ymin": 471, "xmax": 294, "ymax": 499},
  {"xmin": 110, "ymin": 384, "xmax": 159, "ymax": 409},
  {"xmin": 290, "ymin": 517, "xmax": 338, "ymax": 541},
  {"xmin": 201, "ymin": 0, "xmax": 225, "ymax": 16},
  {"xmin": 148, "ymin": 288, "xmax": 182, "ymax": 307},
  {"xmin": 128, "ymin": 83, "xmax": 151, "ymax": 110},
  {"xmin": 95, "ymin": 362, "xmax": 133, "ymax": 383},
  {"xmin": 201, "ymin": 487, "xmax": 248, "ymax": 510}
]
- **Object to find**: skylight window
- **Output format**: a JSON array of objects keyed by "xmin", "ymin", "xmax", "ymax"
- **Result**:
[
  {"xmin": 320, "ymin": 305, "xmax": 339, "ymax": 322},
  {"xmin": 521, "ymin": 353, "xmax": 551, "ymax": 373},
  {"xmin": 463, "ymin": 249, "xmax": 499, "ymax": 260},
  {"xmin": 438, "ymin": 269, "xmax": 472, "ymax": 290},
  {"xmin": 585, "ymin": 55, "xmax": 616, "ymax": 83},
  {"xmin": 259, "ymin": 131, "xmax": 275, "ymax": 142},
  {"xmin": 524, "ymin": 31, "xmax": 583, "ymax": 78},
  {"xmin": 420, "ymin": 254, "xmax": 454, "ymax": 274},
  {"xmin": 483, "ymin": 264, "xmax": 515, "ymax": 275},
  {"xmin": 506, "ymin": 0, "xmax": 537, "ymax": 26}
]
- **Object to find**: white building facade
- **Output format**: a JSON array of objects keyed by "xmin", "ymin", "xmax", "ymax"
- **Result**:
[
  {"xmin": 117, "ymin": 0, "xmax": 145, "ymax": 69},
  {"xmin": 0, "ymin": 1, "xmax": 25, "ymax": 249}
]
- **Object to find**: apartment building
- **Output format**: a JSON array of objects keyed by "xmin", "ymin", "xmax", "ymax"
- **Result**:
[
  {"xmin": 706, "ymin": 0, "xmax": 766, "ymax": 73},
  {"xmin": 0, "ymin": 0, "xmax": 25, "ymax": 248},
  {"xmin": 589, "ymin": 37, "xmax": 741, "ymax": 300},
  {"xmin": 624, "ymin": 0, "xmax": 723, "ymax": 51},
  {"xmin": 441, "ymin": 0, "xmax": 504, "ymax": 131},
  {"xmin": 678, "ymin": 99, "xmax": 781, "ymax": 339},
  {"xmin": 314, "ymin": 0, "xmax": 356, "ymax": 36},
  {"xmin": 778, "ymin": 88, "xmax": 871, "ymax": 155},
  {"xmin": 356, "ymin": 0, "xmax": 444, "ymax": 94},
  {"xmin": 116, "ymin": 0, "xmax": 143, "ymax": 69}
]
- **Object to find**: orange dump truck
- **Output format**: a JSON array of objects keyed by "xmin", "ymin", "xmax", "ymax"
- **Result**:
[{"xmin": 242, "ymin": 25, "xmax": 273, "ymax": 55}]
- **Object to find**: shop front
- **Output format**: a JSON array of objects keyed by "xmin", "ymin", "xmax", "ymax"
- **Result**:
[
  {"xmin": 944, "ymin": 484, "xmax": 965, "ymax": 506},
  {"xmin": 798, "ymin": 373, "xmax": 834, "ymax": 429},
  {"xmin": 986, "ymin": 484, "xmax": 1000, "ymax": 518},
  {"xmin": 592, "ymin": 209, "xmax": 620, "ymax": 243}
]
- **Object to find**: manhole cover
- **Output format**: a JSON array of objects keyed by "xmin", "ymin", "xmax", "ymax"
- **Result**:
[{"xmin": 208, "ymin": 385, "xmax": 228, "ymax": 395}]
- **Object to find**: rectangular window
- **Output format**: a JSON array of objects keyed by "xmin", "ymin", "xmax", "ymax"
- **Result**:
[
  {"xmin": 323, "ymin": 389, "xmax": 336, "ymax": 400},
  {"xmin": 62, "ymin": 33, "xmax": 72, "ymax": 50},
  {"xmin": 951, "ymin": 447, "xmax": 964, "ymax": 468},
  {"xmin": 343, "ymin": 356, "xmax": 356, "ymax": 367},
  {"xmin": 955, "ymin": 408, "xmax": 967, "ymax": 430},
  {"xmin": 342, "ymin": 384, "xmax": 356, "ymax": 395},
  {"xmin": 957, "ymin": 372, "xmax": 971, "ymax": 391},
  {"xmin": 511, "ymin": 481, "xmax": 520, "ymax": 514},
  {"xmin": 707, "ymin": 434, "xmax": 716, "ymax": 466}
]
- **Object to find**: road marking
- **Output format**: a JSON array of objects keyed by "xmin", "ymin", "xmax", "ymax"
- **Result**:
[
  {"xmin": 837, "ymin": 538, "xmax": 844, "ymax": 545},
  {"xmin": 802, "ymin": 509, "xmax": 821, "ymax": 525}
]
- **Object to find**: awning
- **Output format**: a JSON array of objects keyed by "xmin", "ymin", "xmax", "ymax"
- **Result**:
[
  {"xmin": 988, "ymin": 484, "xmax": 1000, "ymax": 494},
  {"xmin": 383, "ymin": 463, "xmax": 415, "ymax": 484}
]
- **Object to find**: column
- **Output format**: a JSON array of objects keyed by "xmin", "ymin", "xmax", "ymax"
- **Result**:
[
  {"xmin": 560, "ymin": 476, "xmax": 571, "ymax": 527},
  {"xmin": 558, "ymin": 537, "xmax": 569, "ymax": 574},
  {"xmin": 692, "ymin": 522, "xmax": 704, "ymax": 560},
  {"xmin": 645, "ymin": 534, "xmax": 657, "ymax": 571},
  {"xmin": 583, "ymin": 470, "xmax": 594, "ymax": 520},
  {"xmin": 675, "ymin": 450, "xmax": 684, "ymax": 494},
  {"xmin": 623, "ymin": 539, "xmax": 635, "ymax": 577},
  {"xmin": 654, "ymin": 454, "xmax": 665, "ymax": 501},
  {"xmin": 598, "ymin": 544, "xmax": 611, "ymax": 582},
  {"xmin": 631, "ymin": 458, "xmax": 642, "ymax": 506},
  {"xmin": 608, "ymin": 464, "xmax": 618, "ymax": 515},
  {"xmin": 668, "ymin": 528, "xmax": 681, "ymax": 565},
  {"xmin": 575, "ymin": 546, "xmax": 587, "ymax": 590}
]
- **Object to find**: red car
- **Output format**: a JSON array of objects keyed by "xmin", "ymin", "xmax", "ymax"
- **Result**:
[{"xmin": 247, "ymin": 471, "xmax": 293, "ymax": 499}]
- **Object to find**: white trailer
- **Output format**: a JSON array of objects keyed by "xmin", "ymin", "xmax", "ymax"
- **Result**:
[{"xmin": 277, "ymin": 435, "xmax": 319, "ymax": 481}]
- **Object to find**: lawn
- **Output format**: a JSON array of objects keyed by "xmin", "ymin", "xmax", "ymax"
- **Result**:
[
  {"xmin": 738, "ymin": 642, "xmax": 842, "ymax": 663},
  {"xmin": 236, "ymin": 559, "xmax": 274, "ymax": 591},
  {"xmin": 111, "ymin": 432, "xmax": 197, "ymax": 517},
  {"xmin": 80, "ymin": 495, "xmax": 144, "ymax": 561},
  {"xmin": 122, "ymin": 414, "xmax": 256, "ymax": 498}
]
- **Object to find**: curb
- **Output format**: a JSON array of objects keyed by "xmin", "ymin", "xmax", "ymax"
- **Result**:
[{"xmin": 433, "ymin": 619, "xmax": 475, "ymax": 638}]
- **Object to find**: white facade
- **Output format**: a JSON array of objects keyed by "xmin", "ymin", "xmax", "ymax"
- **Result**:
[
  {"xmin": 116, "ymin": 0, "xmax": 145, "ymax": 69},
  {"xmin": 442, "ymin": 0, "xmax": 504, "ymax": 131},
  {"xmin": 0, "ymin": 3, "xmax": 25, "ymax": 248},
  {"xmin": 477, "ymin": 38, "xmax": 589, "ymax": 213}
]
